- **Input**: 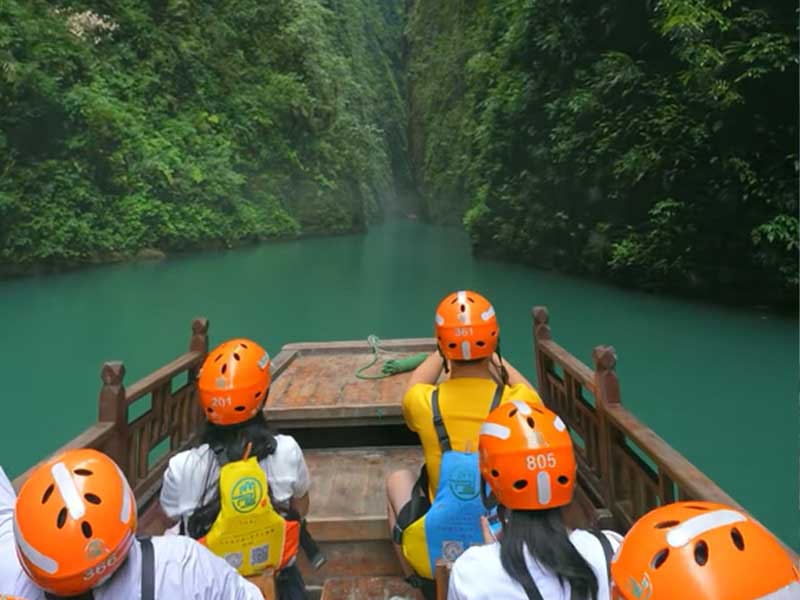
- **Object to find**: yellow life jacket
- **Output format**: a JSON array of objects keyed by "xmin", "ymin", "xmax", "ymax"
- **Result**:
[{"xmin": 200, "ymin": 455, "xmax": 299, "ymax": 576}]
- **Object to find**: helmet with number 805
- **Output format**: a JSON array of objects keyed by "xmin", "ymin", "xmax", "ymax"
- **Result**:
[{"xmin": 479, "ymin": 400, "xmax": 576, "ymax": 511}]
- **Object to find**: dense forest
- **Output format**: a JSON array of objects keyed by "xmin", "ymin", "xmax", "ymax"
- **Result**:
[
  {"xmin": 1, "ymin": 0, "xmax": 797, "ymax": 304},
  {"xmin": 0, "ymin": 0, "xmax": 407, "ymax": 268},
  {"xmin": 406, "ymin": 0, "xmax": 798, "ymax": 303}
]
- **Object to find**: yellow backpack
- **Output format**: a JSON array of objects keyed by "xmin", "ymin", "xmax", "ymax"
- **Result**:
[{"xmin": 200, "ymin": 451, "xmax": 299, "ymax": 576}]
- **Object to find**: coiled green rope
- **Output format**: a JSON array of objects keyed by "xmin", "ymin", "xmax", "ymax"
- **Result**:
[{"xmin": 355, "ymin": 335, "xmax": 429, "ymax": 380}]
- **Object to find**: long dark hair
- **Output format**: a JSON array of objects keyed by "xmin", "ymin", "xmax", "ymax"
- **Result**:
[
  {"xmin": 499, "ymin": 507, "xmax": 598, "ymax": 600},
  {"xmin": 185, "ymin": 411, "xmax": 277, "ymax": 538}
]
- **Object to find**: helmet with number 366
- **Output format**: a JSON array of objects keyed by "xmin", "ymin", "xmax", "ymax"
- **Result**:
[{"xmin": 478, "ymin": 400, "xmax": 576, "ymax": 510}]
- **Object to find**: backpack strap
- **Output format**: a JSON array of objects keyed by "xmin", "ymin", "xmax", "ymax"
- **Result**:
[
  {"xmin": 589, "ymin": 529, "xmax": 614, "ymax": 582},
  {"xmin": 431, "ymin": 383, "xmax": 503, "ymax": 454},
  {"xmin": 139, "ymin": 536, "xmax": 155, "ymax": 600},
  {"xmin": 431, "ymin": 388, "xmax": 451, "ymax": 452}
]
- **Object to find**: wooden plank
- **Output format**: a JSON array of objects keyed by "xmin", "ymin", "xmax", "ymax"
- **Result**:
[
  {"xmin": 320, "ymin": 576, "xmax": 417, "ymax": 600},
  {"xmin": 305, "ymin": 447, "xmax": 422, "ymax": 537},
  {"xmin": 296, "ymin": 540, "xmax": 404, "ymax": 587},
  {"xmin": 538, "ymin": 339, "xmax": 596, "ymax": 391}
]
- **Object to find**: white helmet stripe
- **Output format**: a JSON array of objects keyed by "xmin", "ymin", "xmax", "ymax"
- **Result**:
[
  {"xmin": 666, "ymin": 509, "xmax": 746, "ymax": 548},
  {"xmin": 457, "ymin": 291, "xmax": 467, "ymax": 305},
  {"xmin": 757, "ymin": 581, "xmax": 800, "ymax": 600},
  {"xmin": 14, "ymin": 518, "xmax": 58, "ymax": 574},
  {"xmin": 51, "ymin": 462, "xmax": 85, "ymax": 520},
  {"xmin": 553, "ymin": 416, "xmax": 566, "ymax": 431},
  {"xmin": 114, "ymin": 463, "xmax": 132, "ymax": 524},
  {"xmin": 480, "ymin": 422, "xmax": 510, "ymax": 440},
  {"xmin": 461, "ymin": 341, "xmax": 471, "ymax": 360},
  {"xmin": 481, "ymin": 306, "xmax": 495, "ymax": 321},
  {"xmin": 435, "ymin": 313, "xmax": 444, "ymax": 326},
  {"xmin": 537, "ymin": 471, "xmax": 552, "ymax": 505},
  {"xmin": 511, "ymin": 400, "xmax": 531, "ymax": 415}
]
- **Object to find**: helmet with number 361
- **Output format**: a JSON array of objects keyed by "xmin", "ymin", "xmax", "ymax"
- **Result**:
[{"xmin": 478, "ymin": 400, "xmax": 576, "ymax": 510}]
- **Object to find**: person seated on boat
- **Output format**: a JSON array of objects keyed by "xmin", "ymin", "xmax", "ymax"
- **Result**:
[
  {"xmin": 387, "ymin": 290, "xmax": 544, "ymax": 596},
  {"xmin": 448, "ymin": 400, "xmax": 621, "ymax": 600},
  {"xmin": 159, "ymin": 338, "xmax": 310, "ymax": 600},
  {"xmin": 609, "ymin": 500, "xmax": 799, "ymax": 600},
  {"xmin": 0, "ymin": 450, "xmax": 264, "ymax": 599}
]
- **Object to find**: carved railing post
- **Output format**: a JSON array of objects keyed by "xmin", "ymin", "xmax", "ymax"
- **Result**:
[
  {"xmin": 187, "ymin": 318, "xmax": 209, "ymax": 435},
  {"xmin": 190, "ymin": 317, "xmax": 210, "ymax": 355},
  {"xmin": 98, "ymin": 361, "xmax": 130, "ymax": 477},
  {"xmin": 532, "ymin": 307, "xmax": 552, "ymax": 403},
  {"xmin": 593, "ymin": 345, "xmax": 620, "ymax": 511}
]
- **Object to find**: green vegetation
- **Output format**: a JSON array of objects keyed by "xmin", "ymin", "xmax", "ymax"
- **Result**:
[
  {"xmin": 2, "ymin": 0, "xmax": 795, "ymax": 304},
  {"xmin": 407, "ymin": 0, "xmax": 798, "ymax": 303},
  {"xmin": 0, "ymin": 0, "xmax": 406, "ymax": 268}
]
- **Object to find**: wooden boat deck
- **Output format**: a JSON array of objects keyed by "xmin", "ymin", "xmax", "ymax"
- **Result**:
[{"xmin": 267, "ymin": 339, "xmax": 435, "ymax": 428}]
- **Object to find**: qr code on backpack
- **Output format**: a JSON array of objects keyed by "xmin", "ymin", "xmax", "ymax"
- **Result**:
[
  {"xmin": 224, "ymin": 552, "xmax": 243, "ymax": 569},
  {"xmin": 250, "ymin": 544, "xmax": 269, "ymax": 565},
  {"xmin": 442, "ymin": 540, "xmax": 464, "ymax": 561}
]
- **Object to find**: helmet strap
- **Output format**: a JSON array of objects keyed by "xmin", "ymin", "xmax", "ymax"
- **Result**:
[
  {"xmin": 437, "ymin": 345, "xmax": 450, "ymax": 374},
  {"xmin": 495, "ymin": 341, "xmax": 509, "ymax": 387}
]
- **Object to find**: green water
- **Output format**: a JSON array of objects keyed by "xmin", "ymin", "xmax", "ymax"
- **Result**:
[{"xmin": 0, "ymin": 219, "xmax": 796, "ymax": 547}]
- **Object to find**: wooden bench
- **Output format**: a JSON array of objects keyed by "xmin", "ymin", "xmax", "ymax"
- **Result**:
[{"xmin": 320, "ymin": 576, "xmax": 417, "ymax": 600}]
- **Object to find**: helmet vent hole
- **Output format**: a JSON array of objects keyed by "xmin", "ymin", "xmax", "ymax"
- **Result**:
[
  {"xmin": 512, "ymin": 480, "xmax": 528, "ymax": 490},
  {"xmin": 654, "ymin": 520, "xmax": 680, "ymax": 529},
  {"xmin": 558, "ymin": 475, "xmax": 569, "ymax": 485},
  {"xmin": 467, "ymin": 297, "xmax": 475, "ymax": 303},
  {"xmin": 490, "ymin": 469, "xmax": 499, "ymax": 477},
  {"xmin": 686, "ymin": 505, "xmax": 709, "ymax": 511},
  {"xmin": 73, "ymin": 469, "xmax": 93, "ymax": 476},
  {"xmin": 57, "ymin": 507, "xmax": 67, "ymax": 529},
  {"xmin": 214, "ymin": 354, "xmax": 223, "ymax": 362},
  {"xmin": 234, "ymin": 405, "xmax": 246, "ymax": 412},
  {"xmin": 85, "ymin": 493, "xmax": 102, "ymax": 505},
  {"xmin": 476, "ymin": 341, "xmax": 485, "ymax": 347},
  {"xmin": 448, "ymin": 343, "xmax": 457, "ymax": 349},
  {"xmin": 651, "ymin": 548, "xmax": 669, "ymax": 569},
  {"xmin": 731, "ymin": 527, "xmax": 745, "ymax": 551},
  {"xmin": 532, "ymin": 406, "xmax": 544, "ymax": 414},
  {"xmin": 206, "ymin": 407, "xmax": 213, "ymax": 413},
  {"xmin": 221, "ymin": 364, "xmax": 227, "ymax": 375},
  {"xmin": 694, "ymin": 540, "xmax": 708, "ymax": 566},
  {"xmin": 526, "ymin": 417, "xmax": 535, "ymax": 428},
  {"xmin": 81, "ymin": 521, "xmax": 93, "ymax": 539},
  {"xmin": 240, "ymin": 343, "xmax": 248, "ymax": 349},
  {"xmin": 255, "ymin": 391, "xmax": 262, "ymax": 398},
  {"xmin": 491, "ymin": 331, "xmax": 496, "ymax": 336},
  {"xmin": 508, "ymin": 408, "xmax": 518, "ymax": 417},
  {"xmin": 42, "ymin": 484, "xmax": 55, "ymax": 504},
  {"xmin": 233, "ymin": 353, "xmax": 241, "ymax": 361},
  {"xmin": 460, "ymin": 304, "xmax": 466, "ymax": 312}
]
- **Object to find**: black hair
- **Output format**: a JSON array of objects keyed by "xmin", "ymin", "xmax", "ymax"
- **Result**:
[
  {"xmin": 499, "ymin": 507, "xmax": 599, "ymax": 600},
  {"xmin": 185, "ymin": 410, "xmax": 276, "ymax": 539},
  {"xmin": 441, "ymin": 342, "xmax": 509, "ymax": 386}
]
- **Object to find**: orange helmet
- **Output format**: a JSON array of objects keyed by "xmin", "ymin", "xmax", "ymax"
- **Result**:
[
  {"xmin": 14, "ymin": 449, "xmax": 137, "ymax": 596},
  {"xmin": 198, "ymin": 338, "xmax": 271, "ymax": 426},
  {"xmin": 435, "ymin": 290, "xmax": 499, "ymax": 361},
  {"xmin": 478, "ymin": 400, "xmax": 576, "ymax": 510},
  {"xmin": 611, "ymin": 501, "xmax": 800, "ymax": 600}
]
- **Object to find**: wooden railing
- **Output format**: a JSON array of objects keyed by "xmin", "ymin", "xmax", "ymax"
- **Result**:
[
  {"xmin": 532, "ymin": 306, "xmax": 742, "ymax": 532},
  {"xmin": 13, "ymin": 318, "xmax": 209, "ymax": 510}
]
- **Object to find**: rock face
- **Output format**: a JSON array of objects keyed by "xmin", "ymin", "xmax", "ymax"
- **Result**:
[{"xmin": 135, "ymin": 248, "xmax": 166, "ymax": 261}]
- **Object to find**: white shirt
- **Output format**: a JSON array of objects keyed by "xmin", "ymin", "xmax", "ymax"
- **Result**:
[
  {"xmin": 448, "ymin": 529, "xmax": 622, "ymax": 600},
  {"xmin": 160, "ymin": 434, "xmax": 310, "ymax": 523},
  {"xmin": 0, "ymin": 467, "xmax": 263, "ymax": 599}
]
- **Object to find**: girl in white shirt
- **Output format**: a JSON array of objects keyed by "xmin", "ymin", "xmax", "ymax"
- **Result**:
[
  {"xmin": 449, "ymin": 400, "xmax": 621, "ymax": 600},
  {"xmin": 1, "ymin": 451, "xmax": 262, "ymax": 600},
  {"xmin": 159, "ymin": 338, "xmax": 310, "ymax": 600}
]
